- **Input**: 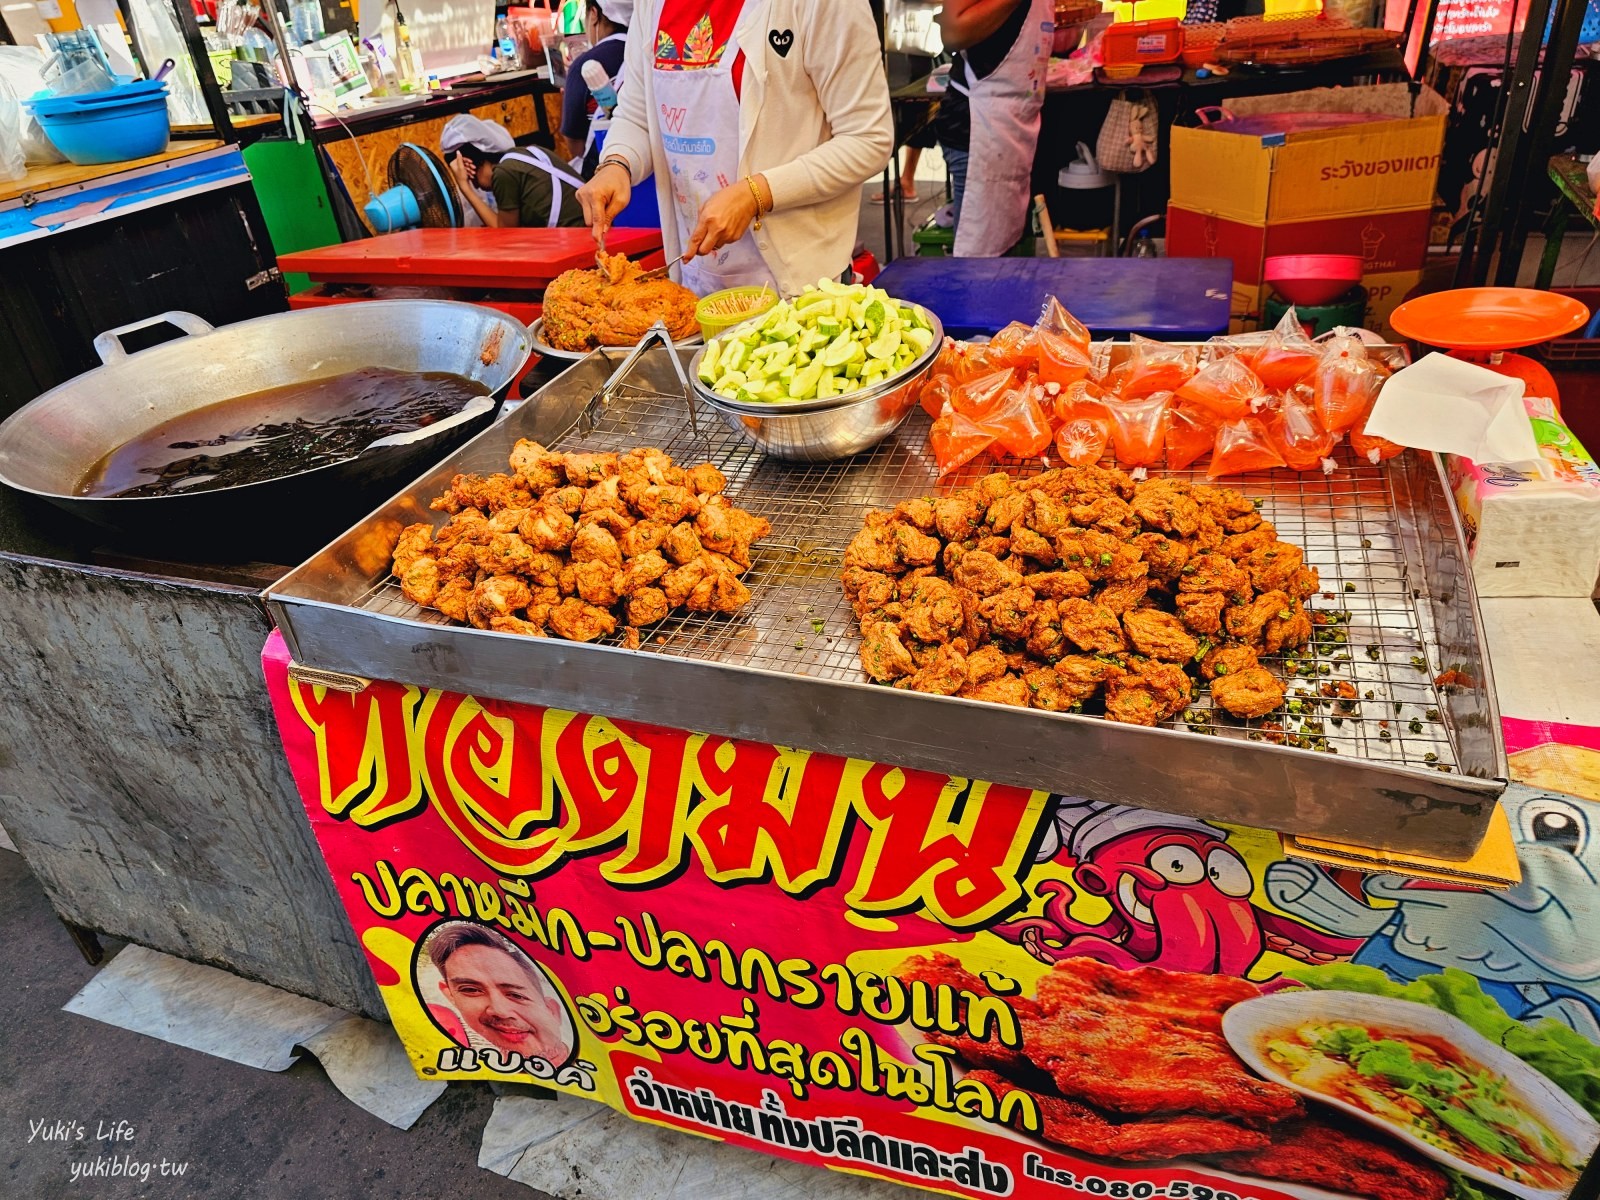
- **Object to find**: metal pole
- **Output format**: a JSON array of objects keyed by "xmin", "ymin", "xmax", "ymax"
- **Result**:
[
  {"xmin": 1458, "ymin": 0, "xmax": 1555, "ymax": 283},
  {"xmin": 1491, "ymin": 0, "xmax": 1588, "ymax": 284}
]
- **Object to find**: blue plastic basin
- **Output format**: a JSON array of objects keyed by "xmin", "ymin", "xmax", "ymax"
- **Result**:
[{"xmin": 26, "ymin": 82, "xmax": 171, "ymax": 166}]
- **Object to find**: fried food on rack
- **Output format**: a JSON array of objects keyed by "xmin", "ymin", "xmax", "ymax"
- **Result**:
[
  {"xmin": 1212, "ymin": 667, "xmax": 1288, "ymax": 719},
  {"xmin": 540, "ymin": 252, "xmax": 700, "ymax": 352},
  {"xmin": 394, "ymin": 445, "xmax": 766, "ymax": 644},
  {"xmin": 842, "ymin": 468, "xmax": 1314, "ymax": 727}
]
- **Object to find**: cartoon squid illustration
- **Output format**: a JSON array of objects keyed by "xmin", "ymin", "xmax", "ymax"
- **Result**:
[
  {"xmin": 996, "ymin": 799, "xmax": 1360, "ymax": 975},
  {"xmin": 1266, "ymin": 783, "xmax": 1600, "ymax": 1038}
]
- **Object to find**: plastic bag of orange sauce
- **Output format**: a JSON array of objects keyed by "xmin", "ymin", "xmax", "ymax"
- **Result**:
[
  {"xmin": 1252, "ymin": 308, "xmax": 1322, "ymax": 391},
  {"xmin": 1106, "ymin": 391, "xmax": 1172, "ymax": 467},
  {"xmin": 1166, "ymin": 400, "xmax": 1220, "ymax": 470},
  {"xmin": 1307, "ymin": 335, "xmax": 1380, "ymax": 433},
  {"xmin": 1049, "ymin": 378, "xmax": 1105, "ymax": 426},
  {"xmin": 931, "ymin": 406, "xmax": 998, "ymax": 477},
  {"xmin": 920, "ymin": 371, "xmax": 956, "ymax": 418},
  {"xmin": 1106, "ymin": 335, "xmax": 1198, "ymax": 400},
  {"xmin": 1349, "ymin": 402, "xmax": 1405, "ymax": 465},
  {"xmin": 932, "ymin": 336, "xmax": 964, "ymax": 380},
  {"xmin": 951, "ymin": 368, "xmax": 1019, "ymax": 418},
  {"xmin": 1054, "ymin": 412, "xmax": 1112, "ymax": 467},
  {"xmin": 1035, "ymin": 295, "xmax": 1093, "ymax": 387},
  {"xmin": 1208, "ymin": 416, "xmax": 1287, "ymax": 479},
  {"xmin": 979, "ymin": 381, "xmax": 1055, "ymax": 458},
  {"xmin": 1269, "ymin": 388, "xmax": 1337, "ymax": 471},
  {"xmin": 988, "ymin": 321, "xmax": 1041, "ymax": 370},
  {"xmin": 1174, "ymin": 354, "xmax": 1266, "ymax": 420}
]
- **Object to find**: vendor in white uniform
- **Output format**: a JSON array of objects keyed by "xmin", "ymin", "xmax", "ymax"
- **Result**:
[
  {"xmin": 441, "ymin": 115, "xmax": 588, "ymax": 229},
  {"xmin": 936, "ymin": 0, "xmax": 1053, "ymax": 257},
  {"xmin": 573, "ymin": 0, "xmax": 894, "ymax": 296}
]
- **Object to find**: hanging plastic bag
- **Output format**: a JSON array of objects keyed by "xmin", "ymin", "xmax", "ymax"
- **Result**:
[
  {"xmin": 1166, "ymin": 401, "xmax": 1219, "ymax": 470},
  {"xmin": 978, "ymin": 382, "xmax": 1054, "ymax": 457},
  {"xmin": 1252, "ymin": 308, "xmax": 1322, "ymax": 391},
  {"xmin": 931, "ymin": 407, "xmax": 998, "ymax": 476},
  {"xmin": 1268, "ymin": 389, "xmax": 1337, "ymax": 472},
  {"xmin": 1035, "ymin": 295, "xmax": 1093, "ymax": 387},
  {"xmin": 1349, "ymin": 405, "xmax": 1405, "ymax": 465},
  {"xmin": 1208, "ymin": 416, "xmax": 1287, "ymax": 478},
  {"xmin": 1307, "ymin": 338, "xmax": 1380, "ymax": 433},
  {"xmin": 1106, "ymin": 391, "xmax": 1172, "ymax": 467},
  {"xmin": 1106, "ymin": 335, "xmax": 1197, "ymax": 400},
  {"xmin": 988, "ymin": 321, "xmax": 1041, "ymax": 370},
  {"xmin": 1174, "ymin": 354, "xmax": 1266, "ymax": 420}
]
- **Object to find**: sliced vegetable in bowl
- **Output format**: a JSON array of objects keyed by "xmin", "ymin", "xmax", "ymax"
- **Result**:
[{"xmin": 697, "ymin": 279, "xmax": 937, "ymax": 404}]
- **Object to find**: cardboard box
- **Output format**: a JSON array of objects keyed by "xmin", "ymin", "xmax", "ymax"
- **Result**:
[
  {"xmin": 1169, "ymin": 83, "xmax": 1448, "ymax": 224},
  {"xmin": 1166, "ymin": 206, "xmax": 1432, "ymax": 285}
]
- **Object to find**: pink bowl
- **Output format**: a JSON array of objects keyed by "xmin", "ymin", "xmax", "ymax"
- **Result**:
[{"xmin": 1264, "ymin": 253, "xmax": 1364, "ymax": 307}]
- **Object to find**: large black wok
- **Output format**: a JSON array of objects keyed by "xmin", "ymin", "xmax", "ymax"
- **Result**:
[{"xmin": 0, "ymin": 302, "xmax": 532, "ymax": 562}]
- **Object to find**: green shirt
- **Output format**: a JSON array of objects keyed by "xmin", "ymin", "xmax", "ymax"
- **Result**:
[{"xmin": 491, "ymin": 155, "xmax": 586, "ymax": 228}]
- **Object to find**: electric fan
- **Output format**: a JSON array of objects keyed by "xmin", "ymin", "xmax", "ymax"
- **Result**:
[{"xmin": 362, "ymin": 143, "xmax": 465, "ymax": 233}]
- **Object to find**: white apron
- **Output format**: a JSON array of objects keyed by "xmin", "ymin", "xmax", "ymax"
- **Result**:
[
  {"xmin": 582, "ymin": 32, "xmax": 629, "ymax": 167},
  {"xmin": 501, "ymin": 147, "xmax": 586, "ymax": 227},
  {"xmin": 652, "ymin": 11, "xmax": 776, "ymax": 295},
  {"xmin": 950, "ymin": 0, "xmax": 1053, "ymax": 258}
]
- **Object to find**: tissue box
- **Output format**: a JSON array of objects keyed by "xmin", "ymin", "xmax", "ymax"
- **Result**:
[{"xmin": 1447, "ymin": 399, "xmax": 1600, "ymax": 597}]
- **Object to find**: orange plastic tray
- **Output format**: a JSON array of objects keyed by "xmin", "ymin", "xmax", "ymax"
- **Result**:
[
  {"xmin": 1103, "ymin": 17, "xmax": 1184, "ymax": 68},
  {"xmin": 1389, "ymin": 287, "xmax": 1590, "ymax": 351}
]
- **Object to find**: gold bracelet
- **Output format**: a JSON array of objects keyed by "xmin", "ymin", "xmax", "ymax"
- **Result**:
[{"xmin": 746, "ymin": 175, "xmax": 765, "ymax": 230}]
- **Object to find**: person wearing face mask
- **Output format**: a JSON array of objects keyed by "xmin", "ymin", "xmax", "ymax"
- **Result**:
[
  {"xmin": 561, "ymin": 0, "xmax": 633, "ymax": 179},
  {"xmin": 574, "ymin": 0, "xmax": 893, "ymax": 298},
  {"xmin": 440, "ymin": 114, "xmax": 587, "ymax": 229}
]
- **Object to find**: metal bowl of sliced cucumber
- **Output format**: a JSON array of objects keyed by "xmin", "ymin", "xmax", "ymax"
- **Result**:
[{"xmin": 687, "ymin": 281, "xmax": 943, "ymax": 461}]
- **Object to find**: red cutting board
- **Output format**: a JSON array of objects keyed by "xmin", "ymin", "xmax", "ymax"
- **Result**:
[{"xmin": 277, "ymin": 227, "xmax": 665, "ymax": 289}]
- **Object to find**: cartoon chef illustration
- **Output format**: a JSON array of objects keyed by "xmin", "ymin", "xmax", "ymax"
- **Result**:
[
  {"xmin": 995, "ymin": 799, "xmax": 1357, "ymax": 976},
  {"xmin": 1266, "ymin": 783, "xmax": 1600, "ymax": 1039}
]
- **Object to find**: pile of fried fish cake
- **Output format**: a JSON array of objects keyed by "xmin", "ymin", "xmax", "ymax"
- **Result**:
[
  {"xmin": 842, "ymin": 466, "xmax": 1317, "ymax": 724},
  {"xmin": 393, "ymin": 442, "xmax": 769, "ymax": 647}
]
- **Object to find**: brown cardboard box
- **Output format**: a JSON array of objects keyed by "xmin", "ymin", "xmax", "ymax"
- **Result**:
[
  {"xmin": 1169, "ymin": 83, "xmax": 1448, "ymax": 224},
  {"xmin": 1166, "ymin": 206, "xmax": 1432, "ymax": 285}
]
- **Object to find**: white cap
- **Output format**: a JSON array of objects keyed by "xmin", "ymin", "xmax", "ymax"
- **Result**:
[
  {"xmin": 1037, "ymin": 798, "xmax": 1217, "ymax": 862},
  {"xmin": 593, "ymin": 0, "xmax": 633, "ymax": 26},
  {"xmin": 440, "ymin": 114, "xmax": 515, "ymax": 155}
]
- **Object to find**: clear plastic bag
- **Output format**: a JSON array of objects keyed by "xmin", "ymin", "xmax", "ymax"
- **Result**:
[
  {"xmin": 978, "ymin": 382, "xmax": 1054, "ymax": 458},
  {"xmin": 1166, "ymin": 401, "xmax": 1219, "ymax": 470},
  {"xmin": 1268, "ymin": 389, "xmax": 1337, "ymax": 472},
  {"xmin": 1252, "ymin": 308, "xmax": 1322, "ymax": 391},
  {"xmin": 0, "ymin": 46, "xmax": 66, "ymax": 166},
  {"xmin": 1208, "ymin": 416, "xmax": 1287, "ymax": 478},
  {"xmin": 1036, "ymin": 294, "xmax": 1093, "ymax": 387},
  {"xmin": 1106, "ymin": 335, "xmax": 1197, "ymax": 400},
  {"xmin": 1174, "ymin": 354, "xmax": 1265, "ymax": 420},
  {"xmin": 1106, "ymin": 391, "xmax": 1172, "ymax": 466},
  {"xmin": 931, "ymin": 407, "xmax": 997, "ymax": 477}
]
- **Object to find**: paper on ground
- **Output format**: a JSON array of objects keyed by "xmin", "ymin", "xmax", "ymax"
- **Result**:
[
  {"xmin": 0, "ymin": 820, "xmax": 14, "ymax": 853},
  {"xmin": 480, "ymin": 1093, "xmax": 907, "ymax": 1199},
  {"xmin": 1365, "ymin": 353, "xmax": 1543, "ymax": 470},
  {"xmin": 299, "ymin": 1015, "xmax": 446, "ymax": 1130},
  {"xmin": 64, "ymin": 944, "xmax": 347, "ymax": 1072}
]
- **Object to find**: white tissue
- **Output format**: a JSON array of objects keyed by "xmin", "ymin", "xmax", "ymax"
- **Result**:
[{"xmin": 1365, "ymin": 353, "xmax": 1546, "ymax": 473}]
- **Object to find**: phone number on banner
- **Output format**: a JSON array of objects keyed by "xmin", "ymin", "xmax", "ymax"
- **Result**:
[{"xmin": 1026, "ymin": 1155, "xmax": 1274, "ymax": 1200}]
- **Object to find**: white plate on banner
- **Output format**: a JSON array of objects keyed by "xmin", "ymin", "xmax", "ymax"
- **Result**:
[{"xmin": 1222, "ymin": 991, "xmax": 1599, "ymax": 1200}]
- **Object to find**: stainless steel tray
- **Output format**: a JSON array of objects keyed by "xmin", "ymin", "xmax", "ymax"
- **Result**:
[{"xmin": 267, "ymin": 347, "xmax": 1507, "ymax": 858}]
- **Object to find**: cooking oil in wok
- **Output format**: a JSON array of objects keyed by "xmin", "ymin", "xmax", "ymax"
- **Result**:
[{"xmin": 79, "ymin": 367, "xmax": 491, "ymax": 498}]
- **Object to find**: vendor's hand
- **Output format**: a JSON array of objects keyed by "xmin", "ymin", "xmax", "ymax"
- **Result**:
[
  {"xmin": 447, "ymin": 152, "xmax": 472, "ymax": 188},
  {"xmin": 683, "ymin": 181, "xmax": 760, "ymax": 262},
  {"xmin": 577, "ymin": 161, "xmax": 631, "ymax": 247}
]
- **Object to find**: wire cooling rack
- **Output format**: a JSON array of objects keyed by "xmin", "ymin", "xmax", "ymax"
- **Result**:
[{"xmin": 356, "ymin": 373, "xmax": 1462, "ymax": 775}]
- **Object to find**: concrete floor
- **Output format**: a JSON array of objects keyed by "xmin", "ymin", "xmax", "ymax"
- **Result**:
[{"xmin": 0, "ymin": 849, "xmax": 550, "ymax": 1200}]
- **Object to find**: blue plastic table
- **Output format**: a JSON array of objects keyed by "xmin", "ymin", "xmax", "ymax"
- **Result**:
[{"xmin": 872, "ymin": 257, "xmax": 1233, "ymax": 340}]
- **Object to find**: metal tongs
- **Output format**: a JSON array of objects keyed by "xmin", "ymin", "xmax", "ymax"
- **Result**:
[{"xmin": 587, "ymin": 323, "xmax": 705, "ymax": 444}]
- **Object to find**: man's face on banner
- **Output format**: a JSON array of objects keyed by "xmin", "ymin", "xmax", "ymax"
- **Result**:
[{"xmin": 439, "ymin": 943, "xmax": 564, "ymax": 1058}]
